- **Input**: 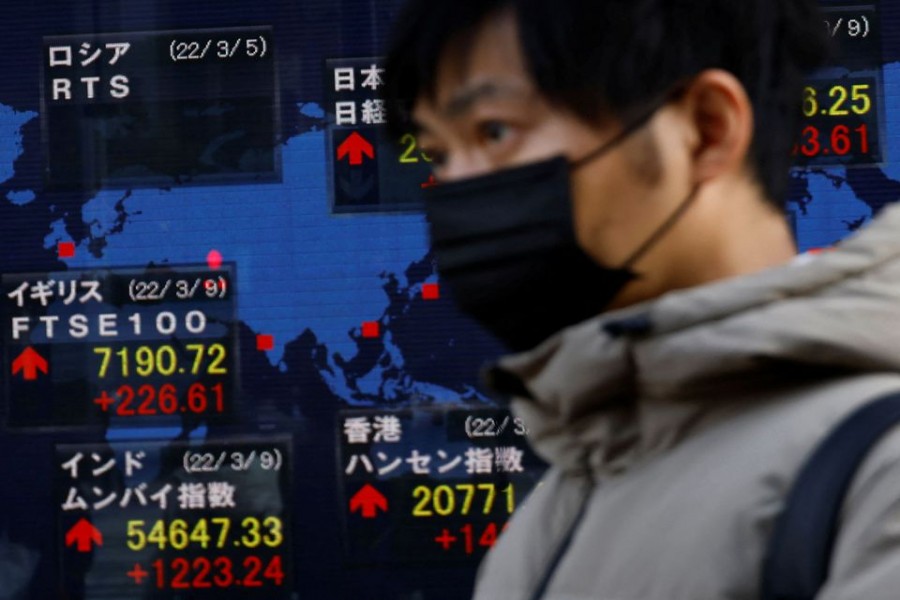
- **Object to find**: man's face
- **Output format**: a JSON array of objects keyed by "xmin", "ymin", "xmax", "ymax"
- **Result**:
[{"xmin": 411, "ymin": 9, "xmax": 697, "ymax": 293}]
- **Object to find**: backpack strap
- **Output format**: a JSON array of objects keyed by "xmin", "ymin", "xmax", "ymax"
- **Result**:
[{"xmin": 761, "ymin": 392, "xmax": 900, "ymax": 600}]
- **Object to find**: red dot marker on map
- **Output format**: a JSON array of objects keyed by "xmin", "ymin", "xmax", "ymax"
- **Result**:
[
  {"xmin": 207, "ymin": 249, "xmax": 223, "ymax": 270},
  {"xmin": 257, "ymin": 334, "xmax": 275, "ymax": 352},
  {"xmin": 361, "ymin": 322, "xmax": 380, "ymax": 339},
  {"xmin": 422, "ymin": 283, "xmax": 440, "ymax": 301},
  {"xmin": 58, "ymin": 242, "xmax": 75, "ymax": 259}
]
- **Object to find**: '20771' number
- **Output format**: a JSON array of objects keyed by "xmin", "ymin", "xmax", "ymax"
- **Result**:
[{"xmin": 412, "ymin": 483, "xmax": 516, "ymax": 517}]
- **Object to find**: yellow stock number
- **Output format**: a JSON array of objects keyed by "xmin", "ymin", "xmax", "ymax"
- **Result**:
[
  {"xmin": 412, "ymin": 483, "xmax": 516, "ymax": 517},
  {"xmin": 803, "ymin": 84, "xmax": 872, "ymax": 118},
  {"xmin": 398, "ymin": 133, "xmax": 433, "ymax": 164},
  {"xmin": 94, "ymin": 343, "xmax": 228, "ymax": 378},
  {"xmin": 126, "ymin": 517, "xmax": 283, "ymax": 551}
]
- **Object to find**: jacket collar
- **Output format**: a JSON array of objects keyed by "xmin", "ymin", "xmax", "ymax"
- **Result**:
[{"xmin": 484, "ymin": 203, "xmax": 900, "ymax": 473}]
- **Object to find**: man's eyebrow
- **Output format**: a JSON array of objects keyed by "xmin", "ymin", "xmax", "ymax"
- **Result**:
[{"xmin": 442, "ymin": 81, "xmax": 530, "ymax": 118}]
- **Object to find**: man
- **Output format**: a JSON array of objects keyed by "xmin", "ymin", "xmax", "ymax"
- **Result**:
[{"xmin": 385, "ymin": 1, "xmax": 900, "ymax": 598}]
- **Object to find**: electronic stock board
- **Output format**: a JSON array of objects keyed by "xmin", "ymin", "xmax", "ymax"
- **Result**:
[{"xmin": 0, "ymin": 1, "xmax": 896, "ymax": 598}]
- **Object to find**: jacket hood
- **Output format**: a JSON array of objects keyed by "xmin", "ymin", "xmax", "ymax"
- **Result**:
[{"xmin": 487, "ymin": 203, "xmax": 900, "ymax": 473}]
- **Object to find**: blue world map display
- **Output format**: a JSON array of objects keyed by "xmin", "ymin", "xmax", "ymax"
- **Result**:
[
  {"xmin": 0, "ymin": 0, "xmax": 898, "ymax": 598},
  {"xmin": 3, "ymin": 83, "xmax": 898, "ymax": 406},
  {"xmin": 2, "ymin": 74, "xmax": 898, "ymax": 411},
  {"xmin": 0, "ymin": 0, "xmax": 896, "ymax": 415}
]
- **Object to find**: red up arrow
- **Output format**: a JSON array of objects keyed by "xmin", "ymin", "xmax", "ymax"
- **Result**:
[
  {"xmin": 349, "ymin": 484, "xmax": 388, "ymax": 518},
  {"xmin": 65, "ymin": 518, "xmax": 103, "ymax": 552},
  {"xmin": 12, "ymin": 347, "xmax": 48, "ymax": 381},
  {"xmin": 337, "ymin": 132, "xmax": 374, "ymax": 166}
]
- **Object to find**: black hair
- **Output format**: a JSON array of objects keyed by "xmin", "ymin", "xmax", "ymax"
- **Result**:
[{"xmin": 384, "ymin": 0, "xmax": 830, "ymax": 207}]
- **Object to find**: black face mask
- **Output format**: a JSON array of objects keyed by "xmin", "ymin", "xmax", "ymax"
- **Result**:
[{"xmin": 424, "ymin": 105, "xmax": 699, "ymax": 352}]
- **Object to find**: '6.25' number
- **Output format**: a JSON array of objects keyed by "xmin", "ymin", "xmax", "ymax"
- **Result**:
[{"xmin": 803, "ymin": 84, "xmax": 871, "ymax": 118}]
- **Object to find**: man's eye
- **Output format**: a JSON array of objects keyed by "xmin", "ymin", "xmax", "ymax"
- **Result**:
[{"xmin": 479, "ymin": 121, "xmax": 511, "ymax": 143}]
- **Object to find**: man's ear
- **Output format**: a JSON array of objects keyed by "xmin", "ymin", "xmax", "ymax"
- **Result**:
[{"xmin": 680, "ymin": 69, "xmax": 754, "ymax": 184}]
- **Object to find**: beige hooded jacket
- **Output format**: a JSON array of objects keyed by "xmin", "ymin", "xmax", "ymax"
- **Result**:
[{"xmin": 473, "ymin": 204, "xmax": 900, "ymax": 600}]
